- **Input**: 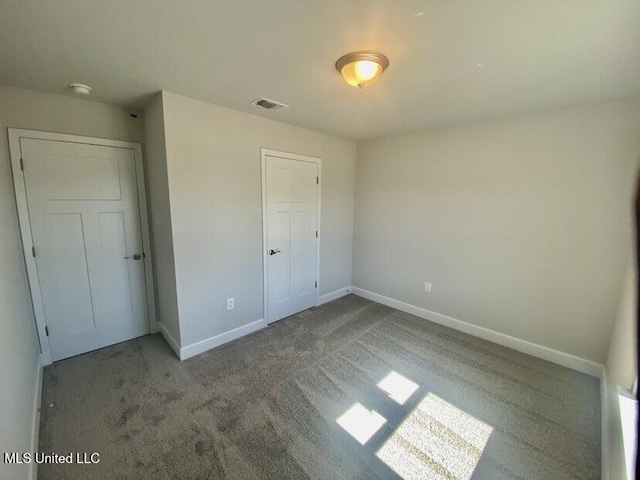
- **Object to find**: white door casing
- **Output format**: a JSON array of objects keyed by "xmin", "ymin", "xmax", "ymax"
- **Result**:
[
  {"xmin": 262, "ymin": 149, "xmax": 320, "ymax": 324},
  {"xmin": 9, "ymin": 129, "xmax": 157, "ymax": 364}
]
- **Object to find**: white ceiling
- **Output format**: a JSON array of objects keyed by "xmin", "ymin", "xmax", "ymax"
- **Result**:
[{"xmin": 1, "ymin": 0, "xmax": 639, "ymax": 140}]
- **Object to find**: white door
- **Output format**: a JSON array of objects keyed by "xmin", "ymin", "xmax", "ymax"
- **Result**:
[
  {"xmin": 264, "ymin": 154, "xmax": 319, "ymax": 324},
  {"xmin": 21, "ymin": 138, "xmax": 150, "ymax": 361}
]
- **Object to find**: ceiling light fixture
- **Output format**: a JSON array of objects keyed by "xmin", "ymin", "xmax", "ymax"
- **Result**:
[
  {"xmin": 335, "ymin": 51, "xmax": 389, "ymax": 89},
  {"xmin": 69, "ymin": 83, "xmax": 92, "ymax": 95}
]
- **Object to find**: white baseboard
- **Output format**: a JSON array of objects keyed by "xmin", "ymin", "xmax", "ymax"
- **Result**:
[
  {"xmin": 157, "ymin": 322, "xmax": 181, "ymax": 358},
  {"xmin": 319, "ymin": 286, "xmax": 352, "ymax": 305},
  {"xmin": 180, "ymin": 319, "xmax": 266, "ymax": 360},
  {"xmin": 30, "ymin": 357, "xmax": 44, "ymax": 480},
  {"xmin": 351, "ymin": 286, "xmax": 604, "ymax": 378}
]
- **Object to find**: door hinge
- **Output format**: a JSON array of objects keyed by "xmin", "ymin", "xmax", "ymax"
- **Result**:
[
  {"xmin": 45, "ymin": 326, "xmax": 49, "ymax": 336},
  {"xmin": 20, "ymin": 158, "xmax": 24, "ymax": 171},
  {"xmin": 315, "ymin": 281, "xmax": 318, "ymax": 288},
  {"xmin": 316, "ymin": 176, "xmax": 319, "ymax": 185},
  {"xmin": 315, "ymin": 230, "xmax": 318, "ymax": 238},
  {"xmin": 32, "ymin": 246, "xmax": 36, "ymax": 258}
]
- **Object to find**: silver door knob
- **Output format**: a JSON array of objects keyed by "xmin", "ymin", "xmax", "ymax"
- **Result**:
[
  {"xmin": 268, "ymin": 249, "xmax": 281, "ymax": 256},
  {"xmin": 124, "ymin": 253, "xmax": 142, "ymax": 260}
]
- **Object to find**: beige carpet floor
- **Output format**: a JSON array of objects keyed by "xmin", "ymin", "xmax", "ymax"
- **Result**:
[{"xmin": 39, "ymin": 294, "xmax": 601, "ymax": 479}]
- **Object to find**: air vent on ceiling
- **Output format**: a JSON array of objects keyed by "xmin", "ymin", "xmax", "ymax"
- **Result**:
[{"xmin": 251, "ymin": 97, "xmax": 289, "ymax": 112}]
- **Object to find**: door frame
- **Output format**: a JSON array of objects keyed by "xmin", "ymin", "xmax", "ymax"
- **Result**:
[
  {"xmin": 261, "ymin": 148, "xmax": 321, "ymax": 324},
  {"xmin": 8, "ymin": 128, "xmax": 157, "ymax": 365}
]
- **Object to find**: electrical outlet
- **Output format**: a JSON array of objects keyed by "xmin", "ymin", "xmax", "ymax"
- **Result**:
[
  {"xmin": 424, "ymin": 282, "xmax": 432, "ymax": 293},
  {"xmin": 226, "ymin": 298, "xmax": 234, "ymax": 310}
]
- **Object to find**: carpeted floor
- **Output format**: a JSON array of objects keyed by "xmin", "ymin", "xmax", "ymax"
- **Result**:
[{"xmin": 39, "ymin": 294, "xmax": 601, "ymax": 479}]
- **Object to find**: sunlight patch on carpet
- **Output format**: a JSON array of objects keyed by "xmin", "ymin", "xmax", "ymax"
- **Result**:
[
  {"xmin": 336, "ymin": 402, "xmax": 387, "ymax": 445},
  {"xmin": 376, "ymin": 393, "xmax": 492, "ymax": 479},
  {"xmin": 377, "ymin": 371, "xmax": 419, "ymax": 405}
]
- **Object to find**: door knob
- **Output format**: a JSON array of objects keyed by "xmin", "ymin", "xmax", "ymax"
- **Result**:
[
  {"xmin": 124, "ymin": 253, "xmax": 142, "ymax": 260},
  {"xmin": 268, "ymin": 249, "xmax": 281, "ymax": 256}
]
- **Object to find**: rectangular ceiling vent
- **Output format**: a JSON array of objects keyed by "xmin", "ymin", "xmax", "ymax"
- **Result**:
[{"xmin": 251, "ymin": 97, "xmax": 288, "ymax": 112}]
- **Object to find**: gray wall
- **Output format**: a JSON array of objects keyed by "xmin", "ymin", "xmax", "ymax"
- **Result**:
[
  {"xmin": 143, "ymin": 94, "xmax": 181, "ymax": 344},
  {"xmin": 161, "ymin": 91, "xmax": 356, "ymax": 347},
  {"xmin": 353, "ymin": 97, "xmax": 640, "ymax": 363},
  {"xmin": 0, "ymin": 85, "xmax": 143, "ymax": 479}
]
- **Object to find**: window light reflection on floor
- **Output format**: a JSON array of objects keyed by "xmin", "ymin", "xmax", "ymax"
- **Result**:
[
  {"xmin": 376, "ymin": 393, "xmax": 492, "ymax": 479},
  {"xmin": 336, "ymin": 402, "xmax": 387, "ymax": 445},
  {"xmin": 378, "ymin": 371, "xmax": 419, "ymax": 405}
]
